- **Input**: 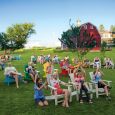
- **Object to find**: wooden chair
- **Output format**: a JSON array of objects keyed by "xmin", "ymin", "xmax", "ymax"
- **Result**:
[
  {"xmin": 69, "ymin": 72, "xmax": 93, "ymax": 101},
  {"xmin": 59, "ymin": 60, "xmax": 68, "ymax": 76},
  {"xmin": 46, "ymin": 79, "xmax": 72, "ymax": 106},
  {"xmin": 89, "ymin": 72, "xmax": 112, "ymax": 98},
  {"xmin": 4, "ymin": 74, "xmax": 22, "ymax": 86},
  {"xmin": 93, "ymin": 60, "xmax": 101, "ymax": 68}
]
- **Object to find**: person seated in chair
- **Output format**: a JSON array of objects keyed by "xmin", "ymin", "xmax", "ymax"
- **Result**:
[
  {"xmin": 4, "ymin": 63, "xmax": 22, "ymax": 88},
  {"xmin": 25, "ymin": 62, "xmax": 38, "ymax": 82},
  {"xmin": 34, "ymin": 78, "xmax": 48, "ymax": 107},
  {"xmin": 52, "ymin": 55, "xmax": 59, "ymax": 64},
  {"xmin": 93, "ymin": 68, "xmax": 111, "ymax": 100},
  {"xmin": 31, "ymin": 54, "xmax": 37, "ymax": 64},
  {"xmin": 93, "ymin": 57, "xmax": 101, "ymax": 68},
  {"xmin": 50, "ymin": 72, "xmax": 70, "ymax": 107},
  {"xmin": 46, "ymin": 61, "xmax": 54, "ymax": 84},
  {"xmin": 73, "ymin": 67, "xmax": 92, "ymax": 103},
  {"xmin": 105, "ymin": 58, "xmax": 114, "ymax": 69},
  {"xmin": 82, "ymin": 57, "xmax": 90, "ymax": 68},
  {"xmin": 0, "ymin": 58, "xmax": 5, "ymax": 70}
]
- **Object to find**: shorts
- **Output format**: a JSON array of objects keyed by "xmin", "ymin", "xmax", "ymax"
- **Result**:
[
  {"xmin": 35, "ymin": 97, "xmax": 45, "ymax": 104},
  {"xmin": 57, "ymin": 88, "xmax": 65, "ymax": 94},
  {"xmin": 98, "ymin": 82, "xmax": 105, "ymax": 88}
]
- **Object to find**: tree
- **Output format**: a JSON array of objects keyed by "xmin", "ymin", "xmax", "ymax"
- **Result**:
[
  {"xmin": 110, "ymin": 25, "xmax": 115, "ymax": 32},
  {"xmin": 99, "ymin": 24, "xmax": 105, "ymax": 32},
  {"xmin": 0, "ymin": 32, "xmax": 9, "ymax": 50},
  {"xmin": 113, "ymin": 38, "xmax": 115, "ymax": 47},
  {"xmin": 6, "ymin": 23, "xmax": 35, "ymax": 50},
  {"xmin": 59, "ymin": 26, "xmax": 80, "ymax": 49}
]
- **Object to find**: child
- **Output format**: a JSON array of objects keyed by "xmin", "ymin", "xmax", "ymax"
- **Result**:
[
  {"xmin": 50, "ymin": 72, "xmax": 70, "ymax": 107},
  {"xmin": 73, "ymin": 67, "xmax": 92, "ymax": 103},
  {"xmin": 74, "ymin": 70, "xmax": 84, "ymax": 91},
  {"xmin": 34, "ymin": 78, "xmax": 48, "ymax": 107}
]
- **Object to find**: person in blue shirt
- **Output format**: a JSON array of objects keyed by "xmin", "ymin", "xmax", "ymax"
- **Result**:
[
  {"xmin": 93, "ymin": 68, "xmax": 111, "ymax": 100},
  {"xmin": 34, "ymin": 78, "xmax": 48, "ymax": 106}
]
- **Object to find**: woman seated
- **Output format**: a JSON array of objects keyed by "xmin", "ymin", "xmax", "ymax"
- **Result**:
[
  {"xmin": 73, "ymin": 67, "xmax": 92, "ymax": 103},
  {"xmin": 50, "ymin": 72, "xmax": 70, "ymax": 107},
  {"xmin": 82, "ymin": 57, "xmax": 90, "ymax": 68},
  {"xmin": 72, "ymin": 58, "xmax": 79, "ymax": 64},
  {"xmin": 60, "ymin": 59, "xmax": 69, "ymax": 76},
  {"xmin": 93, "ymin": 57, "xmax": 101, "ymax": 68},
  {"xmin": 4, "ymin": 63, "xmax": 22, "ymax": 88},
  {"xmin": 37, "ymin": 55, "xmax": 44, "ymax": 64},
  {"xmin": 52, "ymin": 55, "xmax": 59, "ymax": 64},
  {"xmin": 93, "ymin": 68, "xmax": 111, "ymax": 100},
  {"xmin": 34, "ymin": 78, "xmax": 48, "ymax": 107},
  {"xmin": 46, "ymin": 61, "xmax": 54, "ymax": 84},
  {"xmin": 0, "ymin": 58, "xmax": 5, "ymax": 70},
  {"xmin": 25, "ymin": 62, "xmax": 39, "ymax": 82},
  {"xmin": 31, "ymin": 54, "xmax": 37, "ymax": 64},
  {"xmin": 104, "ymin": 57, "xmax": 114, "ymax": 69}
]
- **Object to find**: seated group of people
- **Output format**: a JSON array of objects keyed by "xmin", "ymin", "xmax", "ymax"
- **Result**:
[
  {"xmin": 3, "ymin": 55, "xmax": 112, "ymax": 107},
  {"xmin": 32, "ymin": 54, "xmax": 60, "ymax": 65},
  {"xmin": 74, "ymin": 56, "xmax": 114, "ymax": 69},
  {"xmin": 104, "ymin": 57, "xmax": 114, "ymax": 69},
  {"xmin": 4, "ymin": 61, "xmax": 39, "ymax": 88}
]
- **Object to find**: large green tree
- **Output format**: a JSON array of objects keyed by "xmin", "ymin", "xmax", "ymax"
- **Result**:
[
  {"xmin": 113, "ymin": 38, "xmax": 115, "ymax": 47},
  {"xmin": 59, "ymin": 26, "xmax": 80, "ymax": 49},
  {"xmin": 110, "ymin": 25, "xmax": 115, "ymax": 32},
  {"xmin": 6, "ymin": 23, "xmax": 35, "ymax": 50},
  {"xmin": 99, "ymin": 24, "xmax": 105, "ymax": 32},
  {"xmin": 59, "ymin": 25, "xmax": 96, "ymax": 49},
  {"xmin": 0, "ymin": 32, "xmax": 9, "ymax": 50}
]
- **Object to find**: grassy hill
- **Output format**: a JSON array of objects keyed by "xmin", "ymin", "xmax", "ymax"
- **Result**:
[{"xmin": 0, "ymin": 48, "xmax": 115, "ymax": 115}]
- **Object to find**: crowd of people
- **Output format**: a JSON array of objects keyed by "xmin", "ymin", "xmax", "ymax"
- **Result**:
[{"xmin": 1, "ymin": 53, "xmax": 113, "ymax": 108}]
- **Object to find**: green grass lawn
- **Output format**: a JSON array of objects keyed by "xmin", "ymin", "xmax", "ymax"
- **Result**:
[{"xmin": 0, "ymin": 48, "xmax": 115, "ymax": 115}]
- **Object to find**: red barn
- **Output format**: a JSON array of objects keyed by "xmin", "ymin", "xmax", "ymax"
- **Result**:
[{"xmin": 79, "ymin": 22, "xmax": 101, "ymax": 50}]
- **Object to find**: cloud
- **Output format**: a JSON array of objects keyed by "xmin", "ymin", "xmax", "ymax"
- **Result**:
[{"xmin": 25, "ymin": 31, "xmax": 61, "ymax": 48}]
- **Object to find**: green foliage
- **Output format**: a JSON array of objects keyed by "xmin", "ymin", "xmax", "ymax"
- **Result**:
[
  {"xmin": 0, "ymin": 32, "xmax": 9, "ymax": 50},
  {"xmin": 110, "ymin": 25, "xmax": 115, "ymax": 32},
  {"xmin": 59, "ymin": 26, "xmax": 80, "ymax": 49},
  {"xmin": 101, "ymin": 41, "xmax": 107, "ymax": 60},
  {"xmin": 0, "ymin": 49, "xmax": 115, "ymax": 115},
  {"xmin": 6, "ymin": 23, "xmax": 35, "ymax": 50},
  {"xmin": 99, "ymin": 24, "xmax": 105, "ymax": 32},
  {"xmin": 113, "ymin": 38, "xmax": 115, "ymax": 47},
  {"xmin": 101, "ymin": 41, "xmax": 107, "ymax": 51},
  {"xmin": 79, "ymin": 31, "xmax": 96, "ymax": 48}
]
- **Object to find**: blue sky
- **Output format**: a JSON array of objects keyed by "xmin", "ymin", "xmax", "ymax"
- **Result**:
[{"xmin": 0, "ymin": 0, "xmax": 115, "ymax": 47}]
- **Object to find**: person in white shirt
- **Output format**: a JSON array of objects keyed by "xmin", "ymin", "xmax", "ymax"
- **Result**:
[{"xmin": 4, "ymin": 63, "xmax": 20, "ymax": 88}]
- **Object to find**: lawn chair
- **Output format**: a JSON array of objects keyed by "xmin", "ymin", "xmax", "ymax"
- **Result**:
[
  {"xmin": 68, "ymin": 67, "xmax": 93, "ymax": 101},
  {"xmin": 89, "ymin": 72, "xmax": 112, "ymax": 98},
  {"xmin": 4, "ymin": 74, "xmax": 22, "ymax": 86},
  {"xmin": 46, "ymin": 78, "xmax": 72, "ymax": 106},
  {"xmin": 59, "ymin": 60, "xmax": 68, "ymax": 76},
  {"xmin": 93, "ymin": 60, "xmax": 101, "ymax": 68},
  {"xmin": 24, "ymin": 65, "xmax": 32, "ymax": 81}
]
